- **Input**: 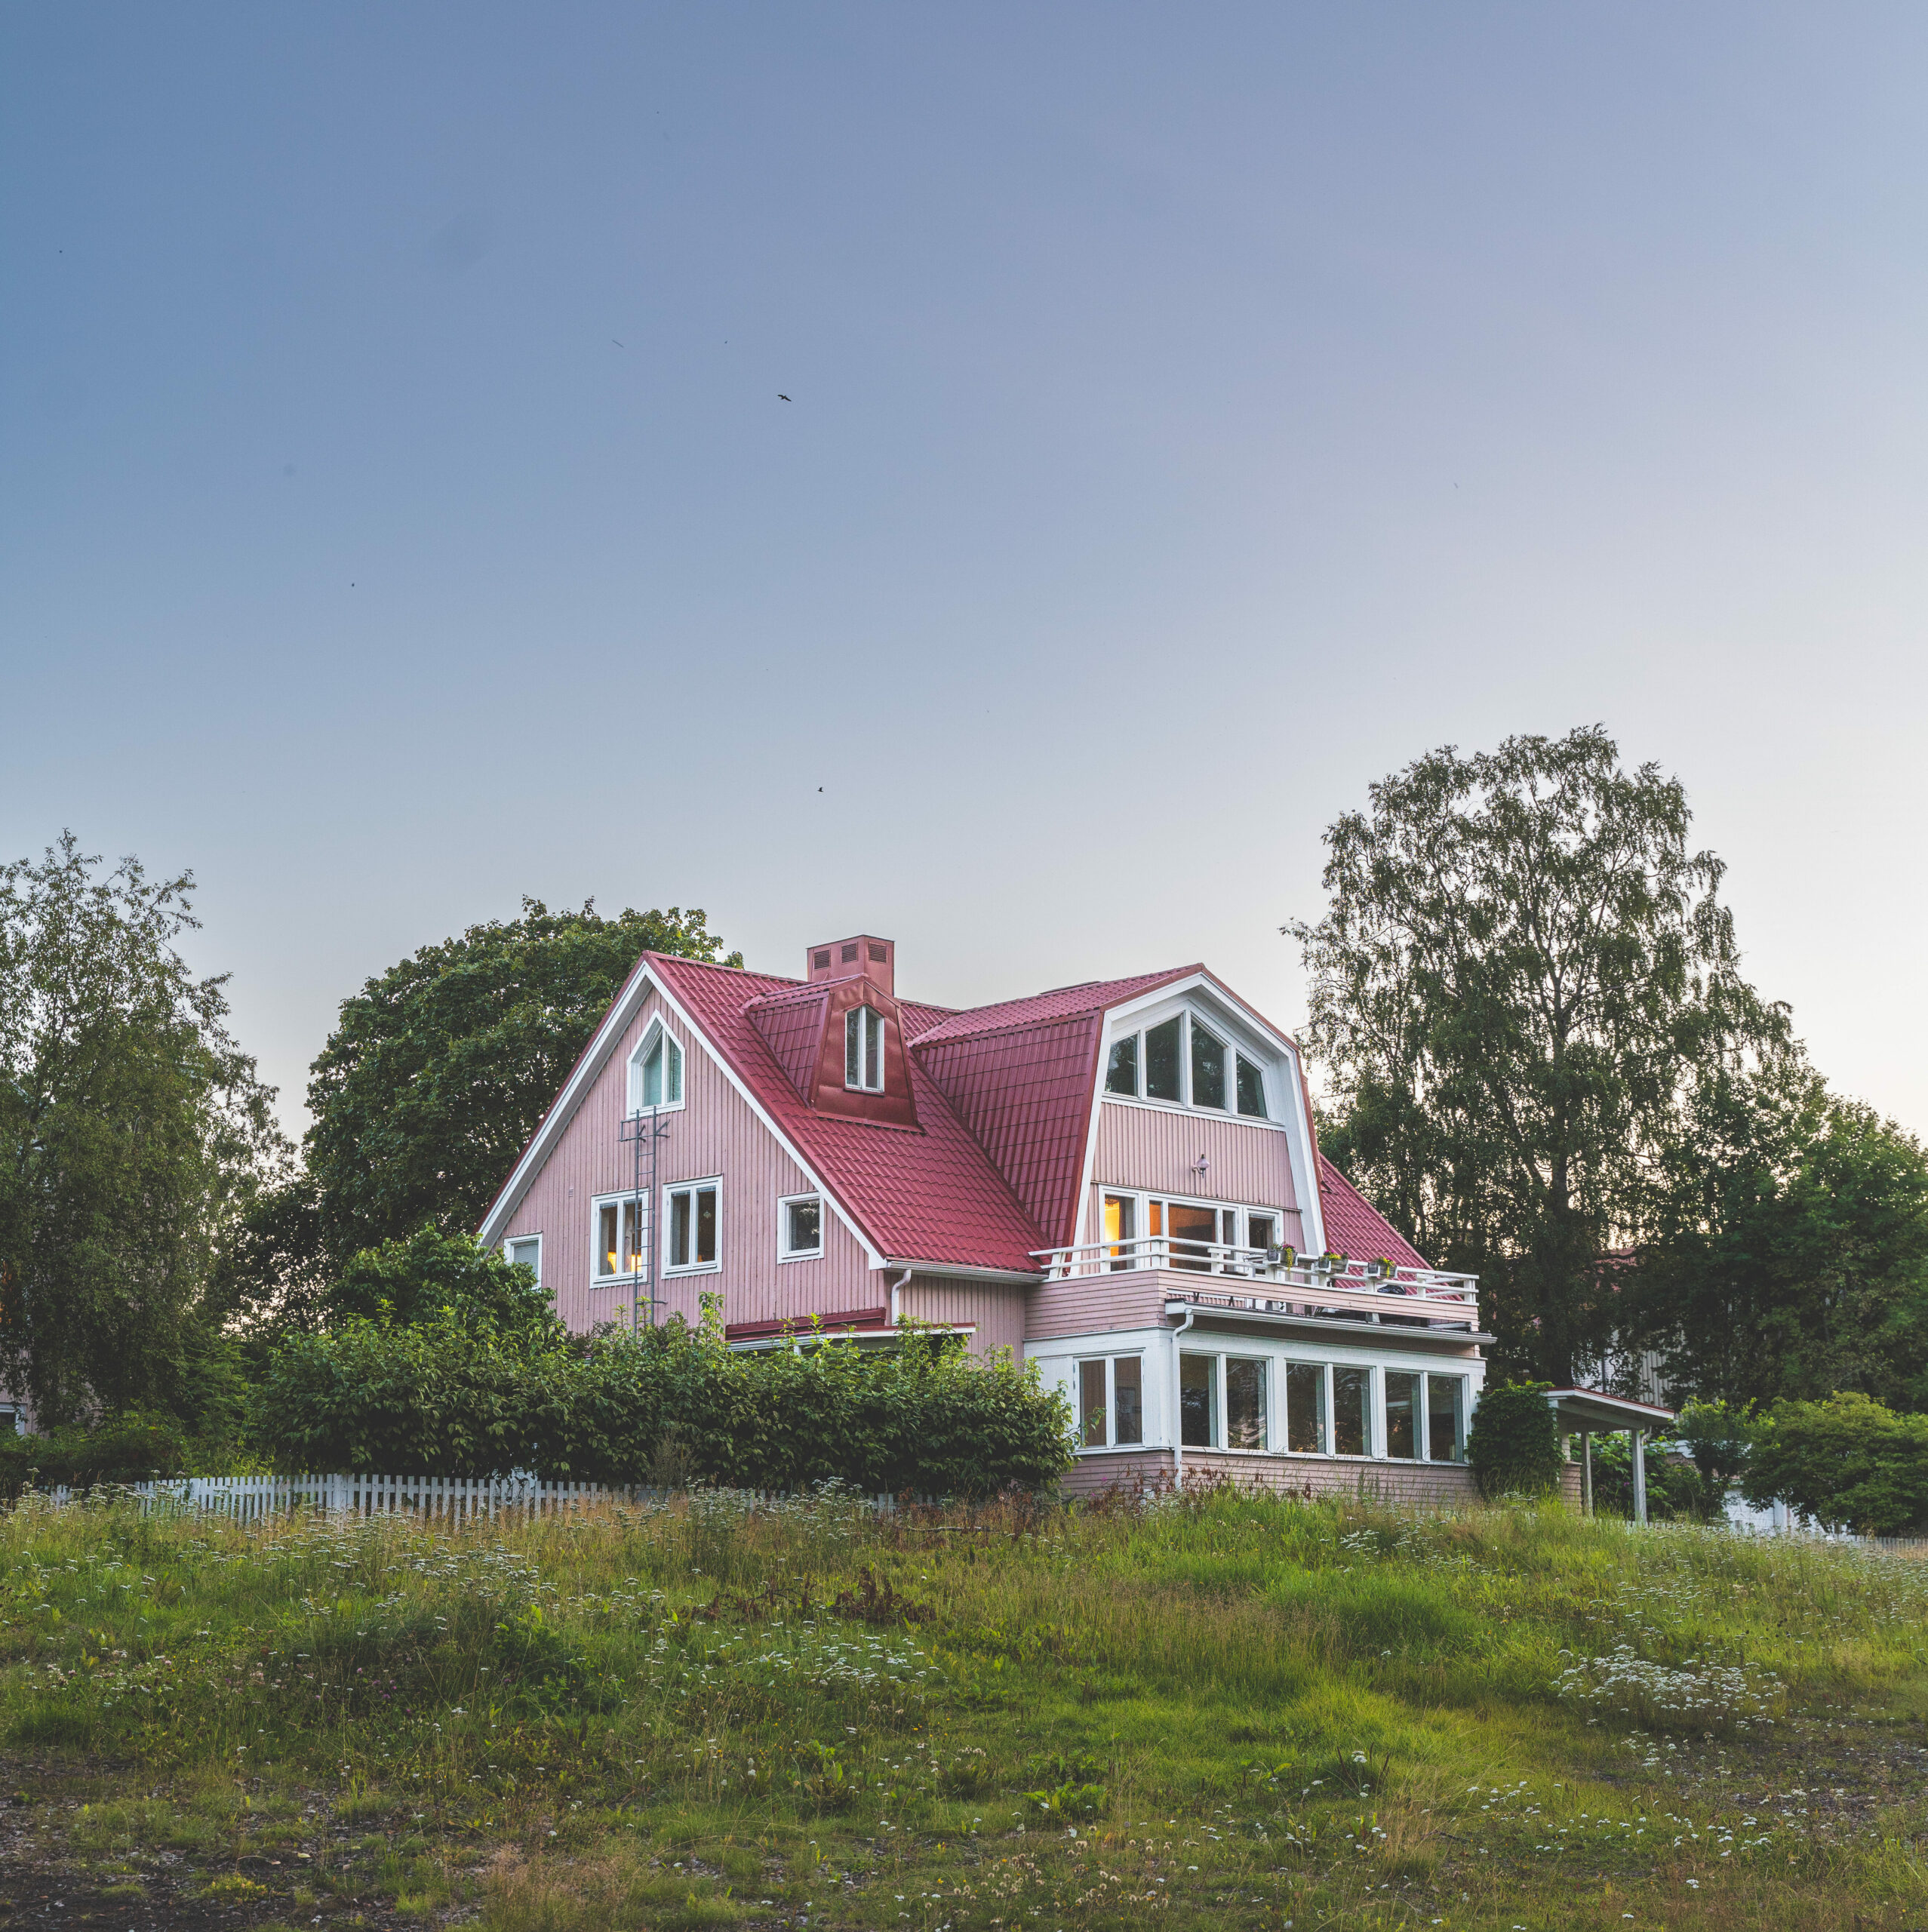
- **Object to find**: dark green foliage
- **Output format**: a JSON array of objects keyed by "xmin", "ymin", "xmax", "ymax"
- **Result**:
[
  {"xmin": 1290, "ymin": 727, "xmax": 1793, "ymax": 1383},
  {"xmin": 249, "ymin": 1314, "xmax": 556, "ymax": 1477},
  {"xmin": 1465, "ymin": 1380, "xmax": 1561, "ymax": 1498},
  {"xmin": 0, "ymin": 833, "xmax": 286, "ymax": 1424},
  {"xmin": 1631, "ymin": 1067, "xmax": 1928, "ymax": 1411},
  {"xmin": 1580, "ymin": 1436, "xmax": 1708, "ymax": 1521},
  {"xmin": 1742, "ymin": 1391, "xmax": 1928, "ymax": 1535},
  {"xmin": 254, "ymin": 1306, "xmax": 1075, "ymax": 1495},
  {"xmin": 0, "ymin": 1411, "xmax": 192, "ymax": 1495},
  {"xmin": 324, "ymin": 1226, "xmax": 559, "ymax": 1337},
  {"xmin": 1671, "ymin": 1398, "xmax": 1752, "ymax": 1517},
  {"xmin": 301, "ymin": 898, "xmax": 741, "ymax": 1268}
]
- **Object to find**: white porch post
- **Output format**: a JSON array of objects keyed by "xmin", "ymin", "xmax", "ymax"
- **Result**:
[
  {"xmin": 1631, "ymin": 1429, "xmax": 1648, "ymax": 1525},
  {"xmin": 1581, "ymin": 1432, "xmax": 1593, "ymax": 1518}
]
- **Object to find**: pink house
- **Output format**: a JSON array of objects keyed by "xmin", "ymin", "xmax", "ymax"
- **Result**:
[{"xmin": 476, "ymin": 934, "xmax": 1489, "ymax": 1503}]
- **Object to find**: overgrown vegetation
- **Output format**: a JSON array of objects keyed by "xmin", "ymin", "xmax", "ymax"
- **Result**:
[
  {"xmin": 4, "ymin": 1487, "xmax": 1926, "ymax": 1930},
  {"xmin": 254, "ymin": 1301, "xmax": 1075, "ymax": 1497}
]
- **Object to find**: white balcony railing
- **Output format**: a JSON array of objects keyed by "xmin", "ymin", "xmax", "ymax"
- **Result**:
[{"xmin": 1032, "ymin": 1238, "xmax": 1480, "ymax": 1331}]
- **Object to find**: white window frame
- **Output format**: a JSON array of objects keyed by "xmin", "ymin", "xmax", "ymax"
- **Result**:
[
  {"xmin": 777, "ymin": 1191, "xmax": 824, "ymax": 1262},
  {"xmin": 503, "ymin": 1233, "xmax": 543, "ymax": 1286},
  {"xmin": 1074, "ymin": 1352, "xmax": 1147, "ymax": 1450},
  {"xmin": 663, "ymin": 1175, "xmax": 723, "ymax": 1275},
  {"xmin": 1102, "ymin": 1006, "xmax": 1278, "ymax": 1123},
  {"xmin": 1096, "ymin": 1190, "xmax": 1290, "ymax": 1269},
  {"xmin": 844, "ymin": 1004, "xmax": 886, "ymax": 1092},
  {"xmin": 589, "ymin": 1191, "xmax": 649, "ymax": 1286},
  {"xmin": 626, "ymin": 1016, "xmax": 687, "ymax": 1116}
]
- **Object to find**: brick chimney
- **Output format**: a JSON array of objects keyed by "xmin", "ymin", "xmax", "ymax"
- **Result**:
[{"xmin": 806, "ymin": 934, "xmax": 894, "ymax": 997}]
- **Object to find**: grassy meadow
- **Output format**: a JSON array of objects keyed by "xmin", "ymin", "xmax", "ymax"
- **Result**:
[{"xmin": 2, "ymin": 1487, "xmax": 1926, "ymax": 1932}]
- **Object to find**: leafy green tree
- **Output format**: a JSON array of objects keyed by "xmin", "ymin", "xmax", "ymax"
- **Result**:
[
  {"xmin": 1671, "ymin": 1398, "xmax": 1753, "ymax": 1517},
  {"xmin": 1742, "ymin": 1392, "xmax": 1928, "ymax": 1535},
  {"xmin": 1631, "ymin": 1069, "xmax": 1928, "ymax": 1411},
  {"xmin": 300, "ymin": 899, "xmax": 741, "ymax": 1269},
  {"xmin": 324, "ymin": 1226, "xmax": 560, "ymax": 1340},
  {"xmin": 0, "ymin": 834, "xmax": 284, "ymax": 1425},
  {"xmin": 1290, "ymin": 726, "xmax": 1793, "ymax": 1382}
]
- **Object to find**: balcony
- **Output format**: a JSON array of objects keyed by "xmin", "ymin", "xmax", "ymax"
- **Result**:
[{"xmin": 1032, "ymin": 1237, "xmax": 1481, "ymax": 1335}]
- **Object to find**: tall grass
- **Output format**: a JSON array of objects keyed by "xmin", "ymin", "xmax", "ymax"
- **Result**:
[{"xmin": 4, "ymin": 1487, "xmax": 1927, "ymax": 1929}]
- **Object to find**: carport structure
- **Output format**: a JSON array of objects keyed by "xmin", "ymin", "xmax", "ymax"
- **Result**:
[{"xmin": 1543, "ymin": 1387, "xmax": 1676, "ymax": 1524}]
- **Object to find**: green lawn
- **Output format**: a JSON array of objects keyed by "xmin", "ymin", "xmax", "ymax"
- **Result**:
[{"xmin": 3, "ymin": 1486, "xmax": 1926, "ymax": 1930}]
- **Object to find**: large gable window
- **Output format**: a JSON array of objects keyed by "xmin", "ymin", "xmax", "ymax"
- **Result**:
[
  {"xmin": 1105, "ymin": 1010, "xmax": 1269, "ymax": 1119},
  {"xmin": 844, "ymin": 1004, "xmax": 885, "ymax": 1092},
  {"xmin": 628, "ymin": 1019, "xmax": 684, "ymax": 1114}
]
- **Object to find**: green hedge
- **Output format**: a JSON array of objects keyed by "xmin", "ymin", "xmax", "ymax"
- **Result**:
[
  {"xmin": 254, "ymin": 1309, "xmax": 1075, "ymax": 1498},
  {"xmin": 0, "ymin": 1413, "xmax": 193, "ymax": 1497}
]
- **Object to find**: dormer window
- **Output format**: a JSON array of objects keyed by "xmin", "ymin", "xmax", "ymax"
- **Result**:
[
  {"xmin": 627, "ymin": 1019, "xmax": 684, "ymax": 1114},
  {"xmin": 845, "ymin": 1004, "xmax": 885, "ymax": 1091},
  {"xmin": 1105, "ymin": 1010, "xmax": 1270, "ymax": 1118}
]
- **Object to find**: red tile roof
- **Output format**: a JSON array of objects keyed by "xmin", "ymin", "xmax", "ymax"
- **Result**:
[
  {"xmin": 907, "ymin": 968, "xmax": 1198, "ymax": 1044},
  {"xmin": 641, "ymin": 954, "xmax": 1430, "ymax": 1280},
  {"xmin": 1315, "ymin": 1154, "xmax": 1431, "ymax": 1270},
  {"xmin": 652, "ymin": 956, "xmax": 1046, "ymax": 1272}
]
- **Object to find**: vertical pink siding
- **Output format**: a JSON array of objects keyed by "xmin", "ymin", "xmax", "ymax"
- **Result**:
[
  {"xmin": 500, "ymin": 986, "xmax": 884, "ymax": 1336},
  {"xmin": 1086, "ymin": 1102, "xmax": 1303, "ymax": 1247},
  {"xmin": 899, "ymin": 1275, "xmax": 1030, "ymax": 1357}
]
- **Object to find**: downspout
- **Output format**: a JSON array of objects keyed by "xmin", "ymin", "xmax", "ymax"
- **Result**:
[
  {"xmin": 1171, "ymin": 1305, "xmax": 1196, "ymax": 1492},
  {"xmin": 890, "ymin": 1268, "xmax": 912, "ymax": 1327}
]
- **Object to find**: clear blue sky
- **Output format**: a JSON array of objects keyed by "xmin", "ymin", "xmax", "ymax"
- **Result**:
[{"xmin": 5, "ymin": 5, "xmax": 1925, "ymax": 1140}]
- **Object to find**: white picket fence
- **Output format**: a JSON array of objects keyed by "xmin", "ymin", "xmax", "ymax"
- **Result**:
[{"xmin": 40, "ymin": 1471, "xmax": 648, "ymax": 1524}]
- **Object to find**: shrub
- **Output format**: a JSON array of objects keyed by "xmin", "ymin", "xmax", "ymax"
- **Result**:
[
  {"xmin": 1582, "ymin": 1435, "xmax": 1707, "ymax": 1521},
  {"xmin": 0, "ymin": 1411, "xmax": 193, "ymax": 1496},
  {"xmin": 254, "ymin": 1305, "xmax": 1075, "ymax": 1497},
  {"xmin": 324, "ymin": 1226, "xmax": 559, "ymax": 1337},
  {"xmin": 1741, "ymin": 1391, "xmax": 1928, "ymax": 1534},
  {"xmin": 1465, "ymin": 1381, "xmax": 1561, "ymax": 1499}
]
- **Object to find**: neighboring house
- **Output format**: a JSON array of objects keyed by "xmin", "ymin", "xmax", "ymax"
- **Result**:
[{"xmin": 477, "ymin": 934, "xmax": 1490, "ymax": 1503}]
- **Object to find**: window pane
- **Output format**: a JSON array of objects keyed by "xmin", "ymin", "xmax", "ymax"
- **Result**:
[
  {"xmin": 1427, "ymin": 1376, "xmax": 1465, "ymax": 1462},
  {"xmin": 1145, "ymin": 1017, "xmax": 1182, "ymax": 1101},
  {"xmin": 641, "ymin": 1038, "xmax": 663, "ymax": 1107},
  {"xmin": 598, "ymin": 1202, "xmax": 619, "ymax": 1278},
  {"xmin": 1179, "ymin": 1354, "xmax": 1218, "ymax": 1447},
  {"xmin": 670, "ymin": 1190, "xmax": 690, "ymax": 1268},
  {"xmin": 786, "ymin": 1198, "xmax": 821, "ymax": 1254},
  {"xmin": 508, "ymin": 1238, "xmax": 539, "ymax": 1278},
  {"xmin": 1333, "ymin": 1367, "xmax": 1370, "ymax": 1455},
  {"xmin": 1103, "ymin": 1193, "xmax": 1136, "ymax": 1269},
  {"xmin": 623, "ymin": 1200, "xmax": 644, "ymax": 1275},
  {"xmin": 1114, "ymin": 1357, "xmax": 1143, "ymax": 1444},
  {"xmin": 1284, "ymin": 1361, "xmax": 1324, "ymax": 1453},
  {"xmin": 1104, "ymin": 1034, "xmax": 1139, "ymax": 1096},
  {"xmin": 845, "ymin": 1009, "xmax": 861, "ymax": 1085},
  {"xmin": 1249, "ymin": 1214, "xmax": 1276, "ymax": 1255},
  {"xmin": 666, "ymin": 1036, "xmax": 683, "ymax": 1104},
  {"xmin": 1225, "ymin": 1356, "xmax": 1266, "ymax": 1450},
  {"xmin": 1235, "ymin": 1054, "xmax": 1267, "ymax": 1118},
  {"xmin": 1190, "ymin": 1020, "xmax": 1227, "ymax": 1109},
  {"xmin": 865, "ymin": 1007, "xmax": 884, "ymax": 1090},
  {"xmin": 1079, "ymin": 1360, "xmax": 1107, "ymax": 1447},
  {"xmin": 695, "ymin": 1186, "xmax": 718, "ymax": 1265},
  {"xmin": 1385, "ymin": 1371, "xmax": 1419, "ymax": 1459},
  {"xmin": 1167, "ymin": 1202, "xmax": 1216, "ymax": 1272}
]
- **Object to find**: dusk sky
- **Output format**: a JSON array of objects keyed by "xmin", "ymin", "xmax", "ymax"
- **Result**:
[{"xmin": 5, "ymin": 5, "xmax": 1925, "ymax": 1141}]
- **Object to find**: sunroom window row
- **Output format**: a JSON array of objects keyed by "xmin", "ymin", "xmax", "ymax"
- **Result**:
[{"xmin": 1073, "ymin": 1350, "xmax": 1467, "ymax": 1461}]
